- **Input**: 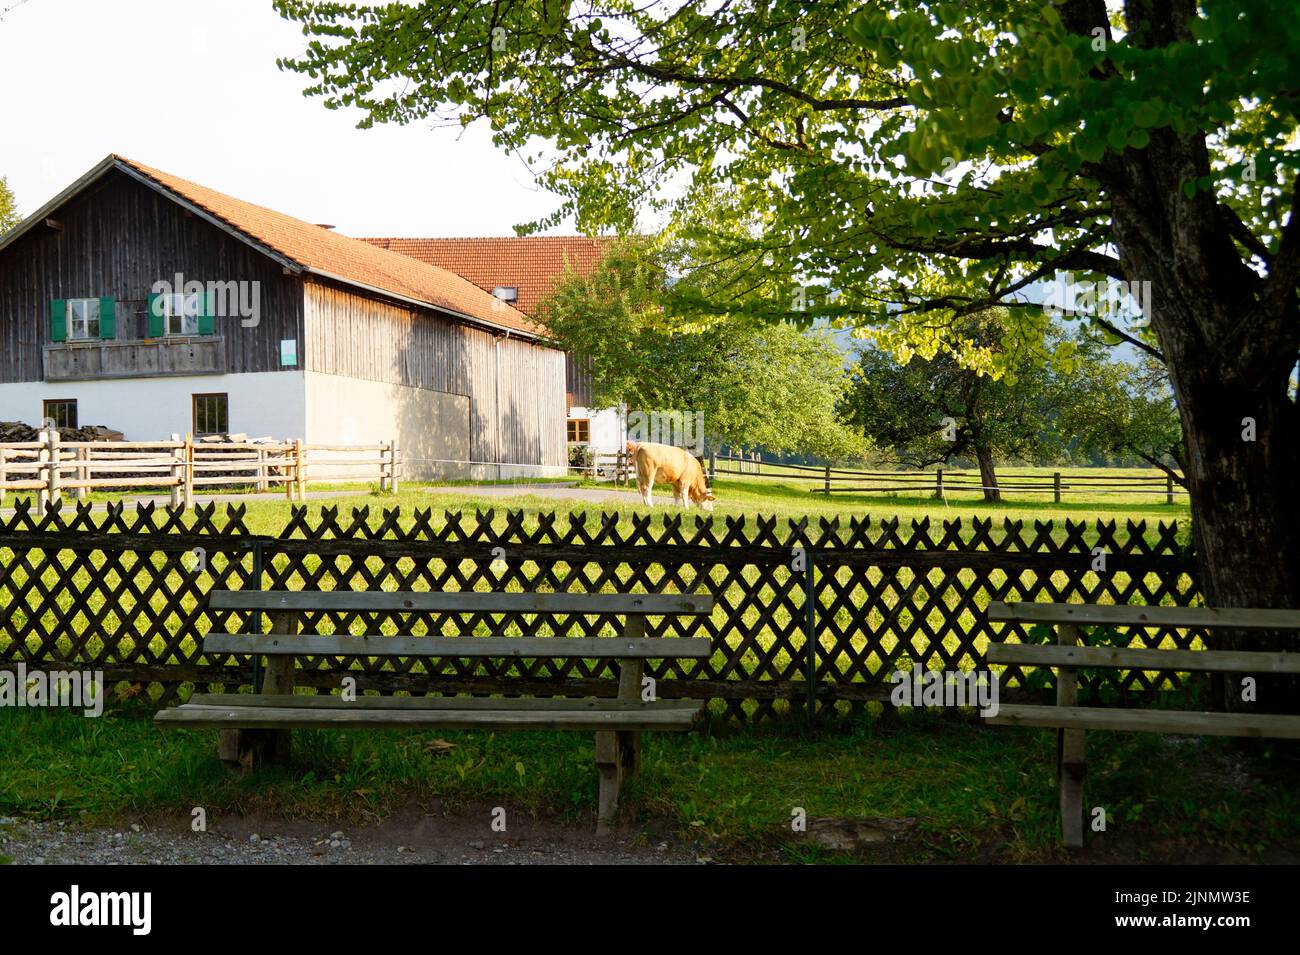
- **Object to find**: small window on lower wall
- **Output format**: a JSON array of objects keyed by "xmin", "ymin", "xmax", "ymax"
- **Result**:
[
  {"xmin": 567, "ymin": 418, "xmax": 591, "ymax": 443},
  {"xmin": 192, "ymin": 393, "xmax": 229, "ymax": 436},
  {"xmin": 43, "ymin": 399, "xmax": 77, "ymax": 429}
]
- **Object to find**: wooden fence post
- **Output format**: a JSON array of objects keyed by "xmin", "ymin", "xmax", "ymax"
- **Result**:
[
  {"xmin": 167, "ymin": 434, "xmax": 181, "ymax": 507},
  {"xmin": 390, "ymin": 438, "xmax": 400, "ymax": 493},
  {"xmin": 1053, "ymin": 471, "xmax": 1062, "ymax": 504},
  {"xmin": 824, "ymin": 464, "xmax": 831, "ymax": 494},
  {"xmin": 0, "ymin": 447, "xmax": 7, "ymax": 507},
  {"xmin": 256, "ymin": 447, "xmax": 268, "ymax": 492},
  {"xmin": 75, "ymin": 446, "xmax": 89, "ymax": 501},
  {"xmin": 295, "ymin": 438, "xmax": 307, "ymax": 499},
  {"xmin": 45, "ymin": 429, "xmax": 61, "ymax": 509},
  {"xmin": 1166, "ymin": 474, "xmax": 1174, "ymax": 505},
  {"xmin": 183, "ymin": 433, "xmax": 194, "ymax": 508},
  {"xmin": 284, "ymin": 442, "xmax": 295, "ymax": 501},
  {"xmin": 933, "ymin": 467, "xmax": 943, "ymax": 500},
  {"xmin": 708, "ymin": 451, "xmax": 716, "ymax": 484}
]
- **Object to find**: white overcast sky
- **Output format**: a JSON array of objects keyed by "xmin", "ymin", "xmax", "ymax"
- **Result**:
[{"xmin": 0, "ymin": 0, "xmax": 571, "ymax": 237}]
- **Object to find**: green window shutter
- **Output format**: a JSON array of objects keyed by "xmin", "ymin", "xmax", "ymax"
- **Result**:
[
  {"xmin": 50, "ymin": 299, "xmax": 67, "ymax": 341},
  {"xmin": 198, "ymin": 290, "xmax": 215, "ymax": 335},
  {"xmin": 98, "ymin": 297, "xmax": 116, "ymax": 339},
  {"xmin": 147, "ymin": 293, "xmax": 164, "ymax": 337}
]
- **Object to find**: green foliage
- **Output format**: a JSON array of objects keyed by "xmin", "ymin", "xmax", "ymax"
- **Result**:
[
  {"xmin": 271, "ymin": 0, "xmax": 1299, "ymax": 374},
  {"xmin": 0, "ymin": 176, "xmax": 19, "ymax": 235},
  {"xmin": 842, "ymin": 310, "xmax": 1066, "ymax": 470},
  {"xmin": 845, "ymin": 313, "xmax": 1184, "ymax": 476},
  {"xmin": 538, "ymin": 238, "xmax": 868, "ymax": 459}
]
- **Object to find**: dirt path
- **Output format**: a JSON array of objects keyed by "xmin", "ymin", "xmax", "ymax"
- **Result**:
[
  {"xmin": 0, "ymin": 811, "xmax": 711, "ymax": 866},
  {"xmin": 423, "ymin": 483, "xmax": 642, "ymax": 504}
]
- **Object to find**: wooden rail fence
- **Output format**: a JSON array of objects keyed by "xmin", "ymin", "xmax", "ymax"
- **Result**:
[
  {"xmin": 706, "ymin": 454, "xmax": 1186, "ymax": 503},
  {"xmin": 0, "ymin": 502, "xmax": 1204, "ymax": 722},
  {"xmin": 0, "ymin": 432, "xmax": 399, "ymax": 507}
]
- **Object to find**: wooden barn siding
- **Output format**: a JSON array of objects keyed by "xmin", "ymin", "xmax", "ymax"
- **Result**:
[
  {"xmin": 303, "ymin": 281, "xmax": 566, "ymax": 468},
  {"xmin": 566, "ymin": 352, "xmax": 593, "ymax": 407},
  {"xmin": 0, "ymin": 170, "xmax": 303, "ymax": 382}
]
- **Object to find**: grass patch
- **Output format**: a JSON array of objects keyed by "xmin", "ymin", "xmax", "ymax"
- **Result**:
[{"xmin": 3, "ymin": 702, "xmax": 1295, "ymax": 862}]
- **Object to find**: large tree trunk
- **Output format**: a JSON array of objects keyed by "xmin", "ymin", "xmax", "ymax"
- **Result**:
[
  {"xmin": 1170, "ymin": 364, "xmax": 1300, "ymax": 713},
  {"xmin": 974, "ymin": 445, "xmax": 1001, "ymax": 503},
  {"xmin": 1086, "ymin": 0, "xmax": 1300, "ymax": 714}
]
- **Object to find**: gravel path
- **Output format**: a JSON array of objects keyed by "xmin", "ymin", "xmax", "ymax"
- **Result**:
[{"xmin": 0, "ymin": 814, "xmax": 710, "ymax": 866}]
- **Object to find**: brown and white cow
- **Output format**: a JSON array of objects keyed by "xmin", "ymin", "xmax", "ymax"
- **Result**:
[{"xmin": 627, "ymin": 441, "xmax": 716, "ymax": 510}]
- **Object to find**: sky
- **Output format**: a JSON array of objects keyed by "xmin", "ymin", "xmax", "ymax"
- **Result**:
[{"xmin": 0, "ymin": 0, "xmax": 568, "ymax": 238}]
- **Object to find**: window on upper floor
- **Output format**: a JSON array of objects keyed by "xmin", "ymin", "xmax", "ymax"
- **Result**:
[
  {"xmin": 162, "ymin": 292, "xmax": 202, "ymax": 336},
  {"xmin": 148, "ymin": 290, "xmax": 213, "ymax": 337},
  {"xmin": 49, "ymin": 297, "xmax": 116, "ymax": 342}
]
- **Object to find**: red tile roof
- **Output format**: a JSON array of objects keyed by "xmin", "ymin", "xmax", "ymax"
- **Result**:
[
  {"xmin": 360, "ymin": 236, "xmax": 613, "ymax": 317},
  {"xmin": 113, "ymin": 157, "xmax": 541, "ymax": 336}
]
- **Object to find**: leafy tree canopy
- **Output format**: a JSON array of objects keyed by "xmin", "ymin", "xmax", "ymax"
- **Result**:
[
  {"xmin": 0, "ymin": 176, "xmax": 19, "ymax": 235},
  {"xmin": 539, "ymin": 237, "xmax": 867, "ymax": 459}
]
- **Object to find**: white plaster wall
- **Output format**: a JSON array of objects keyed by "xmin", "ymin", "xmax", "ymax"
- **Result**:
[
  {"xmin": 570, "ymin": 406, "xmax": 625, "ymax": 455},
  {"xmin": 0, "ymin": 372, "xmax": 306, "ymax": 439}
]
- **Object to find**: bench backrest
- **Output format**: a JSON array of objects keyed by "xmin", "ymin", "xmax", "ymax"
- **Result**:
[
  {"xmin": 209, "ymin": 590, "xmax": 713, "ymax": 616},
  {"xmin": 988, "ymin": 601, "xmax": 1300, "ymax": 630}
]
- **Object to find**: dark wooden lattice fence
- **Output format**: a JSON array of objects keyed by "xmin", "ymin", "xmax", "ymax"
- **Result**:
[{"xmin": 0, "ymin": 501, "xmax": 1201, "ymax": 722}]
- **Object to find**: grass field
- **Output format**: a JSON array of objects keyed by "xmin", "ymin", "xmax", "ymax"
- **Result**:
[{"xmin": 32, "ymin": 467, "xmax": 1189, "ymax": 546}]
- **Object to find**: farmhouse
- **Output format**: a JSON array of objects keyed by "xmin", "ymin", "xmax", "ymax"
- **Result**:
[
  {"xmin": 0, "ymin": 156, "xmax": 568, "ymax": 479},
  {"xmin": 362, "ymin": 235, "xmax": 627, "ymax": 456}
]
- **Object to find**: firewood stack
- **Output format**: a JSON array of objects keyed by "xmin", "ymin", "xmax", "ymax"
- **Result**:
[{"xmin": 0, "ymin": 421, "xmax": 124, "ymax": 442}]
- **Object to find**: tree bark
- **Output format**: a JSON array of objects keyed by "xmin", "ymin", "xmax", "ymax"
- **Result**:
[
  {"xmin": 975, "ymin": 445, "xmax": 1001, "ymax": 503},
  {"xmin": 1169, "ymin": 365, "xmax": 1300, "ymax": 712}
]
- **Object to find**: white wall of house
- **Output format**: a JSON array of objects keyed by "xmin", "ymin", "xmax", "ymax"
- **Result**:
[
  {"xmin": 0, "ymin": 371, "xmax": 306, "ymax": 440},
  {"xmin": 569, "ymin": 405, "xmax": 625, "ymax": 455}
]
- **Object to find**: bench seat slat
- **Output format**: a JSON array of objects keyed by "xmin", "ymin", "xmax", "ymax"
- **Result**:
[
  {"xmin": 203, "ymin": 634, "xmax": 714, "ymax": 658},
  {"xmin": 987, "ymin": 703, "xmax": 1300, "ymax": 739},
  {"xmin": 987, "ymin": 643, "xmax": 1300, "ymax": 674},
  {"xmin": 988, "ymin": 600, "xmax": 1300, "ymax": 630},
  {"xmin": 208, "ymin": 591, "xmax": 714, "ymax": 616},
  {"xmin": 155, "ymin": 702, "xmax": 701, "ymax": 732},
  {"xmin": 187, "ymin": 694, "xmax": 702, "ymax": 713}
]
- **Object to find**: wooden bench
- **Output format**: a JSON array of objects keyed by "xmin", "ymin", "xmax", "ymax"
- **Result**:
[
  {"xmin": 985, "ymin": 601, "xmax": 1300, "ymax": 847},
  {"xmin": 155, "ymin": 589, "xmax": 715, "ymax": 832}
]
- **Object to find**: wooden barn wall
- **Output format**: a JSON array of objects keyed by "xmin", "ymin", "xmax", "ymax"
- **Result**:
[
  {"xmin": 303, "ymin": 281, "xmax": 566, "ymax": 469},
  {"xmin": 566, "ymin": 353, "xmax": 593, "ymax": 407},
  {"xmin": 0, "ymin": 169, "xmax": 303, "ymax": 383}
]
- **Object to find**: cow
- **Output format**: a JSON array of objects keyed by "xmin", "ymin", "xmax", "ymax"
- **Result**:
[{"xmin": 627, "ymin": 440, "xmax": 716, "ymax": 510}]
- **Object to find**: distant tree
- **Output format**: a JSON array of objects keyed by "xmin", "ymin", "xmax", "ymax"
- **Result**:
[
  {"xmin": 0, "ymin": 176, "xmax": 19, "ymax": 234},
  {"xmin": 842, "ymin": 313, "xmax": 1182, "ymax": 500},
  {"xmin": 1058, "ymin": 346, "xmax": 1185, "ymax": 482},
  {"xmin": 538, "ymin": 239, "xmax": 866, "ymax": 460},
  {"xmin": 842, "ymin": 312, "xmax": 1064, "ymax": 501}
]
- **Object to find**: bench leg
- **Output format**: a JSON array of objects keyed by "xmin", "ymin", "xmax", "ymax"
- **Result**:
[
  {"xmin": 218, "ymin": 615, "xmax": 298, "ymax": 773},
  {"xmin": 218, "ymin": 726, "xmax": 291, "ymax": 773},
  {"xmin": 595, "ymin": 620, "xmax": 648, "ymax": 834},
  {"xmin": 1058, "ymin": 727, "xmax": 1086, "ymax": 848},
  {"xmin": 595, "ymin": 731, "xmax": 622, "ymax": 835},
  {"xmin": 1054, "ymin": 628, "xmax": 1085, "ymax": 848}
]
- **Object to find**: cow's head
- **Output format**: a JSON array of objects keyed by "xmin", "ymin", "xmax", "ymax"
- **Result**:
[{"xmin": 690, "ymin": 479, "xmax": 717, "ymax": 512}]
